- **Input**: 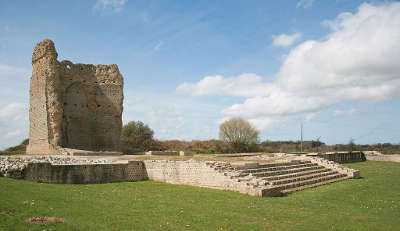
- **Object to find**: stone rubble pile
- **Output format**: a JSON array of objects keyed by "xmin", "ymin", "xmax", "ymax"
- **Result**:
[{"xmin": 0, "ymin": 156, "xmax": 111, "ymax": 177}]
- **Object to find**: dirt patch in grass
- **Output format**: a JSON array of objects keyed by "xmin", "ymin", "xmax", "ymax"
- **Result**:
[
  {"xmin": 0, "ymin": 211, "xmax": 12, "ymax": 215},
  {"xmin": 25, "ymin": 217, "xmax": 65, "ymax": 224}
]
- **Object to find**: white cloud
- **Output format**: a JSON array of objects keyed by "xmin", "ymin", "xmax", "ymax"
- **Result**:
[
  {"xmin": 297, "ymin": 0, "xmax": 314, "ymax": 9},
  {"xmin": 304, "ymin": 112, "xmax": 317, "ymax": 122},
  {"xmin": 93, "ymin": 0, "xmax": 127, "ymax": 13},
  {"xmin": 0, "ymin": 63, "xmax": 30, "ymax": 149},
  {"xmin": 5, "ymin": 129, "xmax": 24, "ymax": 139},
  {"xmin": 177, "ymin": 3, "xmax": 400, "ymax": 130},
  {"xmin": 0, "ymin": 103, "xmax": 27, "ymax": 121},
  {"xmin": 0, "ymin": 102, "xmax": 29, "ymax": 150},
  {"xmin": 177, "ymin": 73, "xmax": 274, "ymax": 97},
  {"xmin": 272, "ymin": 33, "xmax": 302, "ymax": 47},
  {"xmin": 123, "ymin": 89, "xmax": 222, "ymax": 141},
  {"xmin": 248, "ymin": 117, "xmax": 285, "ymax": 130},
  {"xmin": 153, "ymin": 41, "xmax": 163, "ymax": 51},
  {"xmin": 147, "ymin": 107, "xmax": 185, "ymax": 139},
  {"xmin": 0, "ymin": 64, "xmax": 30, "ymax": 79},
  {"xmin": 333, "ymin": 108, "xmax": 357, "ymax": 117},
  {"xmin": 219, "ymin": 116, "xmax": 284, "ymax": 132}
]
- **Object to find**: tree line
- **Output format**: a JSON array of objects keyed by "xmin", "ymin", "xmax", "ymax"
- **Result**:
[
  {"xmin": 120, "ymin": 118, "xmax": 400, "ymax": 155},
  {"xmin": 2, "ymin": 117, "xmax": 400, "ymax": 155}
]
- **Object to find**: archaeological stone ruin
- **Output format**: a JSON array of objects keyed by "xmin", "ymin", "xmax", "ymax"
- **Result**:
[
  {"xmin": 26, "ymin": 39, "xmax": 124, "ymax": 155},
  {"xmin": 0, "ymin": 39, "xmax": 365, "ymax": 197}
]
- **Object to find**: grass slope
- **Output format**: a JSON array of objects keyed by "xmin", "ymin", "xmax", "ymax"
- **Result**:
[{"xmin": 0, "ymin": 161, "xmax": 399, "ymax": 231}]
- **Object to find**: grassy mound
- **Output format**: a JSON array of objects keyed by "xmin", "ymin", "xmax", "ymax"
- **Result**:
[
  {"xmin": 1, "ymin": 139, "xmax": 28, "ymax": 155},
  {"xmin": 0, "ymin": 161, "xmax": 399, "ymax": 230}
]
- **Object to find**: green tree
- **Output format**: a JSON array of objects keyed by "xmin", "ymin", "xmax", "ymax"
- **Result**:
[
  {"xmin": 219, "ymin": 117, "xmax": 259, "ymax": 153},
  {"xmin": 121, "ymin": 121, "xmax": 154, "ymax": 154}
]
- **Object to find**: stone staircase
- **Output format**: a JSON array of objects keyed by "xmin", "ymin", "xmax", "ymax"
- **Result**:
[{"xmin": 209, "ymin": 158, "xmax": 358, "ymax": 197}]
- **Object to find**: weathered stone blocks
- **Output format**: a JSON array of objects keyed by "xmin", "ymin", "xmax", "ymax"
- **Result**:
[
  {"xmin": 27, "ymin": 39, "xmax": 124, "ymax": 154},
  {"xmin": 24, "ymin": 161, "xmax": 147, "ymax": 184}
]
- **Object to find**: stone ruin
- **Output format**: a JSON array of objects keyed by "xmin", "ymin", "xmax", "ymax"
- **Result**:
[
  {"xmin": 6, "ymin": 39, "xmax": 362, "ymax": 197},
  {"xmin": 26, "ymin": 39, "xmax": 124, "ymax": 155}
]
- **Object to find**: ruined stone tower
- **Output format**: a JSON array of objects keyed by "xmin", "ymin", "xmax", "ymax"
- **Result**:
[{"xmin": 27, "ymin": 39, "xmax": 124, "ymax": 154}]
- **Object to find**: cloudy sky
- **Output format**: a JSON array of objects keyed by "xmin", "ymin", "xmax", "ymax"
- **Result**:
[{"xmin": 1, "ymin": 0, "xmax": 400, "ymax": 149}]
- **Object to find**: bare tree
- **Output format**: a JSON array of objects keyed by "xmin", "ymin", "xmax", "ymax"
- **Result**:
[{"xmin": 219, "ymin": 117, "xmax": 259, "ymax": 153}]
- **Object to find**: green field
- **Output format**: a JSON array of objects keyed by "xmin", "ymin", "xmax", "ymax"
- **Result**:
[{"xmin": 0, "ymin": 161, "xmax": 399, "ymax": 231}]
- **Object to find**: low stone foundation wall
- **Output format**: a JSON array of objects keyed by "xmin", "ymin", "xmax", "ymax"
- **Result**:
[
  {"xmin": 145, "ymin": 151, "xmax": 193, "ymax": 156},
  {"xmin": 24, "ymin": 161, "xmax": 147, "ymax": 184},
  {"xmin": 143, "ymin": 160, "xmax": 260, "ymax": 196},
  {"xmin": 304, "ymin": 156, "xmax": 360, "ymax": 178},
  {"xmin": 314, "ymin": 151, "xmax": 366, "ymax": 163},
  {"xmin": 365, "ymin": 154, "xmax": 400, "ymax": 162},
  {"xmin": 4, "ymin": 155, "xmax": 361, "ymax": 197}
]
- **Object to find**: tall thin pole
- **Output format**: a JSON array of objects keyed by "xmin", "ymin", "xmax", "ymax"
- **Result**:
[{"xmin": 301, "ymin": 123, "xmax": 303, "ymax": 153}]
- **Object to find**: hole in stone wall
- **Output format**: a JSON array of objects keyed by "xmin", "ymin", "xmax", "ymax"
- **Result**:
[{"xmin": 66, "ymin": 64, "xmax": 71, "ymax": 69}]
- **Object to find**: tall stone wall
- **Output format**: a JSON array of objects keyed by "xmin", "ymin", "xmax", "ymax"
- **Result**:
[{"xmin": 27, "ymin": 39, "xmax": 124, "ymax": 154}]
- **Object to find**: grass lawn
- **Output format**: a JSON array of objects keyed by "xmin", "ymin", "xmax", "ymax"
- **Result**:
[{"xmin": 0, "ymin": 161, "xmax": 399, "ymax": 231}]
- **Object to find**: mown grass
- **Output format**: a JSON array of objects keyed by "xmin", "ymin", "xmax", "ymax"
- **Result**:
[{"xmin": 0, "ymin": 161, "xmax": 399, "ymax": 231}]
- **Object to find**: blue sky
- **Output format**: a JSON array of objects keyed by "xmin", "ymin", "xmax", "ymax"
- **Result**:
[{"xmin": 1, "ymin": 0, "xmax": 400, "ymax": 149}]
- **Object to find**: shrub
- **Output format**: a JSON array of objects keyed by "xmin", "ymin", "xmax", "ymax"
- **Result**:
[{"xmin": 121, "ymin": 121, "xmax": 154, "ymax": 154}]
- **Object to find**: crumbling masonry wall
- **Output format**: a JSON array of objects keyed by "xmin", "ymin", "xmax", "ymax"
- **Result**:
[
  {"xmin": 27, "ymin": 39, "xmax": 124, "ymax": 154},
  {"xmin": 24, "ymin": 161, "xmax": 147, "ymax": 184}
]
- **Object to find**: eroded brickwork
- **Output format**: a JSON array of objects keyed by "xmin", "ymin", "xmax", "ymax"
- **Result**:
[{"xmin": 27, "ymin": 39, "xmax": 124, "ymax": 154}]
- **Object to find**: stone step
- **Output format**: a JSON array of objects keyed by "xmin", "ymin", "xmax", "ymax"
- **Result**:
[
  {"xmin": 252, "ymin": 165, "xmax": 324, "ymax": 177},
  {"xmin": 243, "ymin": 163, "xmax": 318, "ymax": 173},
  {"xmin": 270, "ymin": 170, "xmax": 337, "ymax": 186},
  {"xmin": 280, "ymin": 175, "xmax": 350, "ymax": 194},
  {"xmin": 232, "ymin": 161, "xmax": 309, "ymax": 170},
  {"xmin": 273, "ymin": 173, "xmax": 348, "ymax": 191},
  {"xmin": 254, "ymin": 160, "xmax": 311, "ymax": 169},
  {"xmin": 262, "ymin": 168, "xmax": 331, "ymax": 181},
  {"xmin": 237, "ymin": 177, "xmax": 253, "ymax": 182}
]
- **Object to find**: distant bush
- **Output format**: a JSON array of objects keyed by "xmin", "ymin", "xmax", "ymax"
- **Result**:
[
  {"xmin": 152, "ymin": 139, "xmax": 234, "ymax": 154},
  {"xmin": 259, "ymin": 140, "xmax": 400, "ymax": 154},
  {"xmin": 121, "ymin": 121, "xmax": 154, "ymax": 154}
]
